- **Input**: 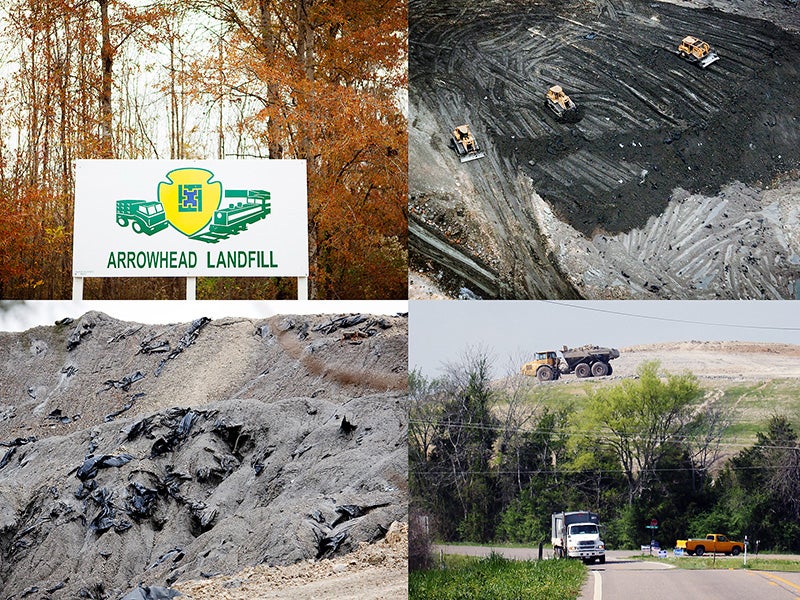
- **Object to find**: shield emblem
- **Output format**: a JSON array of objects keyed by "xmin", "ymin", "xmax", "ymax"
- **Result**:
[{"xmin": 158, "ymin": 168, "xmax": 222, "ymax": 237}]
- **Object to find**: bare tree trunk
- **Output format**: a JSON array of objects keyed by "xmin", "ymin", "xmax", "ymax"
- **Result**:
[
  {"xmin": 257, "ymin": 0, "xmax": 283, "ymax": 159},
  {"xmin": 98, "ymin": 0, "xmax": 113, "ymax": 159}
]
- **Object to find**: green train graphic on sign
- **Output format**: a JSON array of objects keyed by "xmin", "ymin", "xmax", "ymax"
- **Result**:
[{"xmin": 115, "ymin": 167, "xmax": 271, "ymax": 244}]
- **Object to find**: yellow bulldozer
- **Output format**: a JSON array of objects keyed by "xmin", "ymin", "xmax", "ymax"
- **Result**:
[
  {"xmin": 449, "ymin": 124, "xmax": 485, "ymax": 163},
  {"xmin": 545, "ymin": 85, "xmax": 579, "ymax": 122},
  {"xmin": 677, "ymin": 36, "xmax": 719, "ymax": 68}
]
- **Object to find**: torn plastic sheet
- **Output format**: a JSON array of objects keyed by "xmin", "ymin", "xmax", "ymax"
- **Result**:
[
  {"xmin": 0, "ymin": 447, "xmax": 16, "ymax": 469},
  {"xmin": 314, "ymin": 314, "xmax": 367, "ymax": 335},
  {"xmin": 331, "ymin": 502, "xmax": 390, "ymax": 527},
  {"xmin": 154, "ymin": 318, "xmax": 210, "ymax": 377},
  {"xmin": 150, "ymin": 410, "xmax": 198, "ymax": 457},
  {"xmin": 67, "ymin": 320, "xmax": 95, "ymax": 351},
  {"xmin": 127, "ymin": 482, "xmax": 159, "ymax": 518},
  {"xmin": 0, "ymin": 436, "xmax": 36, "ymax": 447},
  {"xmin": 102, "ymin": 370, "xmax": 145, "ymax": 392},
  {"xmin": 147, "ymin": 547, "xmax": 184, "ymax": 569},
  {"xmin": 105, "ymin": 393, "xmax": 144, "ymax": 422},
  {"xmin": 88, "ymin": 487, "xmax": 131, "ymax": 534},
  {"xmin": 331, "ymin": 505, "xmax": 365, "ymax": 527},
  {"xmin": 120, "ymin": 585, "xmax": 181, "ymax": 600},
  {"xmin": 316, "ymin": 530, "xmax": 348, "ymax": 559},
  {"xmin": 108, "ymin": 325, "xmax": 143, "ymax": 344},
  {"xmin": 138, "ymin": 338, "xmax": 170, "ymax": 355},
  {"xmin": 47, "ymin": 408, "xmax": 79, "ymax": 424},
  {"xmin": 76, "ymin": 453, "xmax": 134, "ymax": 481}
]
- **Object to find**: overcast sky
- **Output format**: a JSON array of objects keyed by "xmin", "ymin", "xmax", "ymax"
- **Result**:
[
  {"xmin": 0, "ymin": 300, "xmax": 407, "ymax": 332},
  {"xmin": 410, "ymin": 300, "xmax": 800, "ymax": 377}
]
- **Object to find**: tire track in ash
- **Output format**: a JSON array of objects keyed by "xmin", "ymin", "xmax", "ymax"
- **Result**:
[
  {"xmin": 411, "ymin": 0, "xmax": 800, "ymax": 298},
  {"xmin": 411, "ymin": 2, "xmax": 582, "ymax": 298}
]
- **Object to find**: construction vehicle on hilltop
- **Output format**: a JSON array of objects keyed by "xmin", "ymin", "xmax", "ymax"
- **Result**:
[
  {"xmin": 449, "ymin": 124, "xmax": 485, "ymax": 163},
  {"xmin": 545, "ymin": 85, "xmax": 579, "ymax": 121},
  {"xmin": 521, "ymin": 345, "xmax": 620, "ymax": 382},
  {"xmin": 677, "ymin": 36, "xmax": 719, "ymax": 68}
]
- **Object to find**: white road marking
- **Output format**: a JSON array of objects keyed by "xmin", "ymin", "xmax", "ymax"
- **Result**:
[{"xmin": 593, "ymin": 570, "xmax": 603, "ymax": 600}]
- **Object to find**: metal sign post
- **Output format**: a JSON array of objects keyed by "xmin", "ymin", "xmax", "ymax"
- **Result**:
[{"xmin": 645, "ymin": 519, "xmax": 659, "ymax": 556}]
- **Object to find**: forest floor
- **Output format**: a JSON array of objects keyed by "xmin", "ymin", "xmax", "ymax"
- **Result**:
[
  {"xmin": 410, "ymin": 0, "xmax": 800, "ymax": 299},
  {"xmin": 0, "ymin": 312, "xmax": 408, "ymax": 599}
]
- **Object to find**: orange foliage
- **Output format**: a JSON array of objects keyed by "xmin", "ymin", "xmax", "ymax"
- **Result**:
[{"xmin": 0, "ymin": 0, "xmax": 408, "ymax": 299}]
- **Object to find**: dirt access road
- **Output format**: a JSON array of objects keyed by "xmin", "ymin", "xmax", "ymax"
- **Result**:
[{"xmin": 410, "ymin": 0, "xmax": 800, "ymax": 299}]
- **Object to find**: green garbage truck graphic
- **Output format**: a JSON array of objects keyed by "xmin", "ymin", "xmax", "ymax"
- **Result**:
[
  {"xmin": 114, "ymin": 168, "xmax": 271, "ymax": 243},
  {"xmin": 115, "ymin": 200, "xmax": 168, "ymax": 236}
]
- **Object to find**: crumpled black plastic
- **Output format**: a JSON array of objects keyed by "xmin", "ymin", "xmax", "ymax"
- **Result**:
[
  {"xmin": 47, "ymin": 408, "xmax": 79, "ymax": 424},
  {"xmin": 127, "ymin": 482, "xmax": 159, "ymax": 518},
  {"xmin": 105, "ymin": 393, "xmax": 144, "ymax": 422},
  {"xmin": 102, "ymin": 370, "xmax": 145, "ymax": 392},
  {"xmin": 120, "ymin": 585, "xmax": 181, "ymax": 600},
  {"xmin": 150, "ymin": 410, "xmax": 197, "ymax": 458},
  {"xmin": 314, "ymin": 314, "xmax": 367, "ymax": 335},
  {"xmin": 147, "ymin": 547, "xmax": 184, "ymax": 570},
  {"xmin": 0, "ymin": 436, "xmax": 36, "ymax": 447},
  {"xmin": 138, "ymin": 338, "xmax": 170, "ymax": 355},
  {"xmin": 154, "ymin": 317, "xmax": 210, "ymax": 377},
  {"xmin": 87, "ymin": 487, "xmax": 131, "ymax": 534},
  {"xmin": 0, "ymin": 447, "xmax": 16, "ymax": 470},
  {"xmin": 316, "ymin": 530, "xmax": 348, "ymax": 559},
  {"xmin": 331, "ymin": 504, "xmax": 364, "ymax": 527},
  {"xmin": 67, "ymin": 320, "xmax": 95, "ymax": 351},
  {"xmin": 339, "ymin": 416, "xmax": 357, "ymax": 435},
  {"xmin": 75, "ymin": 479, "xmax": 97, "ymax": 500},
  {"xmin": 76, "ymin": 453, "xmax": 134, "ymax": 481}
]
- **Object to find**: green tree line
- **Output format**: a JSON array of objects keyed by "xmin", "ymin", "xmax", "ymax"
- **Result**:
[{"xmin": 409, "ymin": 353, "xmax": 800, "ymax": 564}]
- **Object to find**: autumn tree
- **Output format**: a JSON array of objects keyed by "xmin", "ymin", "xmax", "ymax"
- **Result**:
[{"xmin": 0, "ymin": 0, "xmax": 408, "ymax": 299}]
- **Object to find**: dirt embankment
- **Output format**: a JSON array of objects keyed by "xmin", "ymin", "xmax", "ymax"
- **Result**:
[
  {"xmin": 410, "ymin": 0, "xmax": 800, "ymax": 299},
  {"xmin": 0, "ymin": 312, "xmax": 408, "ymax": 600},
  {"xmin": 175, "ymin": 522, "xmax": 408, "ymax": 600}
]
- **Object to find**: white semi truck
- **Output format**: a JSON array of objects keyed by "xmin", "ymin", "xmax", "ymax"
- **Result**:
[{"xmin": 551, "ymin": 511, "xmax": 606, "ymax": 564}]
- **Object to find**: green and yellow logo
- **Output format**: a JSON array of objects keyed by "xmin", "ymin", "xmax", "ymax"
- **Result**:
[{"xmin": 115, "ymin": 167, "xmax": 271, "ymax": 244}]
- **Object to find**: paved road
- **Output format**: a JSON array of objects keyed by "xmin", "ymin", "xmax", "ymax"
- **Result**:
[
  {"xmin": 581, "ymin": 558, "xmax": 800, "ymax": 600},
  {"xmin": 436, "ymin": 546, "xmax": 800, "ymax": 600}
]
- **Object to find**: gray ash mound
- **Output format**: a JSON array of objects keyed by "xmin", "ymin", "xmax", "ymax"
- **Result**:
[
  {"xmin": 412, "ymin": 0, "xmax": 800, "ymax": 236},
  {"xmin": 0, "ymin": 312, "xmax": 407, "ymax": 599}
]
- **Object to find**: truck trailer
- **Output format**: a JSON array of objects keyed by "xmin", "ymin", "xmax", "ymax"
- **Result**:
[{"xmin": 551, "ymin": 511, "xmax": 606, "ymax": 564}]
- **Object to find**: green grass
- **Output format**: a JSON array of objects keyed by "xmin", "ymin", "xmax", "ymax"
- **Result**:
[
  {"xmin": 503, "ymin": 377, "xmax": 800, "ymax": 451},
  {"xmin": 409, "ymin": 553, "xmax": 585, "ymax": 600},
  {"xmin": 631, "ymin": 555, "xmax": 800, "ymax": 572}
]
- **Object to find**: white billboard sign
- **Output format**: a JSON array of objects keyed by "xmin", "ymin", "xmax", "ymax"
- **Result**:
[{"xmin": 73, "ymin": 160, "xmax": 308, "ymax": 277}]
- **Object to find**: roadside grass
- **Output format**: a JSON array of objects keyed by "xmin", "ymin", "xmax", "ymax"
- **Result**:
[
  {"xmin": 631, "ymin": 555, "xmax": 800, "ymax": 573},
  {"xmin": 409, "ymin": 552, "xmax": 585, "ymax": 600}
]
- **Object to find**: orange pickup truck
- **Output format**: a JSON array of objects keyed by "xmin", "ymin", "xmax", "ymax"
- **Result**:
[{"xmin": 676, "ymin": 533, "xmax": 744, "ymax": 556}]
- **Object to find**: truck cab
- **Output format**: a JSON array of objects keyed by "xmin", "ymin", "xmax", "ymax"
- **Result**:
[{"xmin": 552, "ymin": 511, "xmax": 606, "ymax": 564}]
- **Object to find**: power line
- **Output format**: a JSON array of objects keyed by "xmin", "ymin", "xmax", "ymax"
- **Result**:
[
  {"xmin": 543, "ymin": 301, "xmax": 800, "ymax": 331},
  {"xmin": 409, "ymin": 419, "xmax": 800, "ymax": 451}
]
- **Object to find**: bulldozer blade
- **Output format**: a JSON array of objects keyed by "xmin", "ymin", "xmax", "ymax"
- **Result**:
[
  {"xmin": 460, "ymin": 151, "xmax": 486, "ymax": 163},
  {"xmin": 699, "ymin": 52, "xmax": 719, "ymax": 68}
]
